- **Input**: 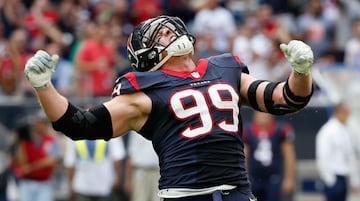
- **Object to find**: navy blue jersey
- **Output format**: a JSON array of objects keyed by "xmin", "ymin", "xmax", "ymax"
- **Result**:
[
  {"xmin": 112, "ymin": 53, "xmax": 250, "ymax": 190},
  {"xmin": 243, "ymin": 121, "xmax": 295, "ymax": 179}
]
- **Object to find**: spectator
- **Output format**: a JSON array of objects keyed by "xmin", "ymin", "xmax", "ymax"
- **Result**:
[
  {"xmin": 344, "ymin": 17, "xmax": 360, "ymax": 67},
  {"xmin": 23, "ymin": 0, "xmax": 60, "ymax": 51},
  {"xmin": 130, "ymin": 0, "xmax": 163, "ymax": 26},
  {"xmin": 125, "ymin": 131, "xmax": 159, "ymax": 201},
  {"xmin": 54, "ymin": 0, "xmax": 79, "ymax": 59},
  {"xmin": 191, "ymin": 0, "xmax": 237, "ymax": 58},
  {"xmin": 0, "ymin": 123, "xmax": 13, "ymax": 201},
  {"xmin": 0, "ymin": 0, "xmax": 27, "ymax": 38},
  {"xmin": 231, "ymin": 16, "xmax": 257, "ymax": 66},
  {"xmin": 243, "ymin": 111, "xmax": 296, "ymax": 201},
  {"xmin": 46, "ymin": 42, "xmax": 74, "ymax": 96},
  {"xmin": 0, "ymin": 28, "xmax": 32, "ymax": 97},
  {"xmin": 74, "ymin": 21, "xmax": 116, "ymax": 97},
  {"xmin": 258, "ymin": 0, "xmax": 294, "ymax": 15},
  {"xmin": 64, "ymin": 137, "xmax": 126, "ymax": 201},
  {"xmin": 316, "ymin": 101, "xmax": 360, "ymax": 201},
  {"xmin": 334, "ymin": 0, "xmax": 360, "ymax": 51},
  {"xmin": 296, "ymin": 0, "xmax": 335, "ymax": 59},
  {"xmin": 163, "ymin": 0, "xmax": 195, "ymax": 25},
  {"xmin": 11, "ymin": 110, "xmax": 60, "ymax": 201}
]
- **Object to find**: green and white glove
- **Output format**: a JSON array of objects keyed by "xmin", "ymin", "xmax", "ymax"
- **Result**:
[
  {"xmin": 280, "ymin": 40, "xmax": 314, "ymax": 75},
  {"xmin": 24, "ymin": 50, "xmax": 59, "ymax": 89}
]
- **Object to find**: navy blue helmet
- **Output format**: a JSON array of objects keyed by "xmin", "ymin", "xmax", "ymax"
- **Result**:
[{"xmin": 127, "ymin": 15, "xmax": 195, "ymax": 72}]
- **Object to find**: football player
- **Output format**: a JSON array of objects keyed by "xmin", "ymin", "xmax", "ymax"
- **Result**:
[{"xmin": 24, "ymin": 15, "xmax": 313, "ymax": 201}]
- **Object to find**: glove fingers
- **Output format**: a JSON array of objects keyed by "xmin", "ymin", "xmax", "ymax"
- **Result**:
[
  {"xmin": 24, "ymin": 50, "xmax": 57, "ymax": 89},
  {"xmin": 34, "ymin": 50, "xmax": 56, "ymax": 70},
  {"xmin": 298, "ymin": 54, "xmax": 313, "ymax": 64},
  {"xmin": 50, "ymin": 54, "xmax": 60, "ymax": 71},
  {"xmin": 293, "ymin": 46, "xmax": 313, "ymax": 60},
  {"xmin": 25, "ymin": 58, "xmax": 46, "ymax": 74},
  {"xmin": 35, "ymin": 50, "xmax": 51, "ymax": 59},
  {"xmin": 280, "ymin": 44, "xmax": 288, "ymax": 54},
  {"xmin": 33, "ymin": 59, "xmax": 47, "ymax": 73}
]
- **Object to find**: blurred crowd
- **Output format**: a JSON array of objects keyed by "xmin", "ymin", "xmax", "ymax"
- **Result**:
[
  {"xmin": 0, "ymin": 108, "xmax": 159, "ymax": 201},
  {"xmin": 1, "ymin": 0, "xmax": 360, "ymax": 100}
]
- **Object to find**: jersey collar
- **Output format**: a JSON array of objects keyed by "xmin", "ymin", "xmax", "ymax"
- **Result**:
[{"xmin": 160, "ymin": 59, "xmax": 208, "ymax": 80}]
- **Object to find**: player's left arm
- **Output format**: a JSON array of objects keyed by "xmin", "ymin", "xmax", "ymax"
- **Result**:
[{"xmin": 240, "ymin": 40, "xmax": 313, "ymax": 115}]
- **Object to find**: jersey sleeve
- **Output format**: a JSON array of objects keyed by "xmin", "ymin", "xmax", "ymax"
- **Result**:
[
  {"xmin": 112, "ymin": 72, "xmax": 140, "ymax": 98},
  {"xmin": 111, "ymin": 70, "xmax": 169, "ymax": 98}
]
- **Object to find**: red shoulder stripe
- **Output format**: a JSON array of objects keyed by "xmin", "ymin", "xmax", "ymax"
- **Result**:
[{"xmin": 124, "ymin": 72, "xmax": 140, "ymax": 90}]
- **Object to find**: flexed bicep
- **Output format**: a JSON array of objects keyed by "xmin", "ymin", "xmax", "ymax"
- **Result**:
[{"xmin": 104, "ymin": 91, "xmax": 152, "ymax": 137}]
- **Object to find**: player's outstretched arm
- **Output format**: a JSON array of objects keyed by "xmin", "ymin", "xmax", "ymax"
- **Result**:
[
  {"xmin": 24, "ymin": 50, "xmax": 150, "ymax": 140},
  {"xmin": 241, "ymin": 40, "xmax": 313, "ymax": 115},
  {"xmin": 24, "ymin": 50, "xmax": 114, "ymax": 140}
]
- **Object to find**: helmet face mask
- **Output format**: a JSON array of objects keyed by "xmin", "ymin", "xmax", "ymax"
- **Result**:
[{"xmin": 127, "ymin": 16, "xmax": 195, "ymax": 72}]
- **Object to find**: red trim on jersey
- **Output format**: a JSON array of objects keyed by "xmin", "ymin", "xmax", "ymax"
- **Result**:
[
  {"xmin": 234, "ymin": 55, "xmax": 242, "ymax": 65},
  {"xmin": 280, "ymin": 123, "xmax": 293, "ymax": 139},
  {"xmin": 124, "ymin": 73, "xmax": 140, "ymax": 90},
  {"xmin": 127, "ymin": 34, "xmax": 134, "ymax": 52},
  {"xmin": 160, "ymin": 59, "xmax": 208, "ymax": 80},
  {"xmin": 251, "ymin": 122, "xmax": 277, "ymax": 138}
]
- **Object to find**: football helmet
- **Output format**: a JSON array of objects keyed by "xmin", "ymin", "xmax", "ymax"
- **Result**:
[{"xmin": 127, "ymin": 15, "xmax": 196, "ymax": 72}]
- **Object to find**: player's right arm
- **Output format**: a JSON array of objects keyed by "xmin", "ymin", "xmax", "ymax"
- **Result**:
[{"xmin": 24, "ymin": 50, "xmax": 150, "ymax": 141}]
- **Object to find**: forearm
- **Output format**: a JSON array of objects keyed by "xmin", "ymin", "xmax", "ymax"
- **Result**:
[
  {"xmin": 66, "ymin": 167, "xmax": 75, "ymax": 189},
  {"xmin": 35, "ymin": 84, "xmax": 69, "ymax": 122},
  {"xmin": 113, "ymin": 160, "xmax": 122, "ymax": 189},
  {"xmin": 283, "ymin": 149, "xmax": 296, "ymax": 183},
  {"xmin": 27, "ymin": 157, "xmax": 57, "ymax": 171},
  {"xmin": 287, "ymin": 72, "xmax": 313, "ymax": 97}
]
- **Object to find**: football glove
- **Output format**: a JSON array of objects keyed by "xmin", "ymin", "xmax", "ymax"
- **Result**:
[
  {"xmin": 24, "ymin": 50, "xmax": 59, "ymax": 89},
  {"xmin": 280, "ymin": 40, "xmax": 314, "ymax": 75}
]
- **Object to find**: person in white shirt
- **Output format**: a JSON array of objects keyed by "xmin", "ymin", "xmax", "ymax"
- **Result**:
[
  {"xmin": 191, "ymin": 0, "xmax": 236, "ymax": 57},
  {"xmin": 316, "ymin": 101, "xmax": 360, "ymax": 201},
  {"xmin": 125, "ymin": 131, "xmax": 159, "ymax": 201},
  {"xmin": 64, "ymin": 137, "xmax": 126, "ymax": 201}
]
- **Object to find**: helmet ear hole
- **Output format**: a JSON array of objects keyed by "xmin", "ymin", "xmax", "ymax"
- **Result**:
[{"xmin": 130, "ymin": 47, "xmax": 162, "ymax": 72}]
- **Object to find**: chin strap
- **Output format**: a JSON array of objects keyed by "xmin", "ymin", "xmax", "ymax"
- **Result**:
[{"xmin": 167, "ymin": 35, "xmax": 194, "ymax": 56}]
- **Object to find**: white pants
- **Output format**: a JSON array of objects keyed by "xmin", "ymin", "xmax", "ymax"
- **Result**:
[
  {"xmin": 131, "ymin": 167, "xmax": 160, "ymax": 201},
  {"xmin": 19, "ymin": 179, "xmax": 53, "ymax": 201}
]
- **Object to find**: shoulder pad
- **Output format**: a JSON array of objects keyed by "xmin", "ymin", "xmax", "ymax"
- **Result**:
[
  {"xmin": 111, "ymin": 71, "xmax": 166, "ymax": 98},
  {"xmin": 207, "ymin": 53, "xmax": 249, "ymax": 74}
]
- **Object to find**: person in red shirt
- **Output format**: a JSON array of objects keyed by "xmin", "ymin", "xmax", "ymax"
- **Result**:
[
  {"xmin": 0, "ymin": 28, "xmax": 32, "ymax": 96},
  {"xmin": 75, "ymin": 21, "xmax": 116, "ymax": 97},
  {"xmin": 23, "ymin": 0, "xmax": 59, "ymax": 40},
  {"xmin": 131, "ymin": 0, "xmax": 163, "ymax": 25},
  {"xmin": 12, "ymin": 110, "xmax": 59, "ymax": 201}
]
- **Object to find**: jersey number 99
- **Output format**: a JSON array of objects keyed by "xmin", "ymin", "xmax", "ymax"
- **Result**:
[{"xmin": 170, "ymin": 83, "xmax": 239, "ymax": 138}]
